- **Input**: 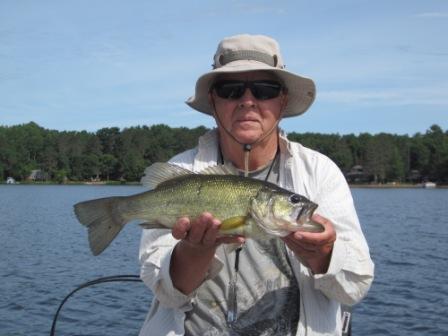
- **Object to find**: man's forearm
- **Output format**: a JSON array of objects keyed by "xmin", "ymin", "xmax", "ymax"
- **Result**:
[{"xmin": 170, "ymin": 240, "xmax": 217, "ymax": 295}]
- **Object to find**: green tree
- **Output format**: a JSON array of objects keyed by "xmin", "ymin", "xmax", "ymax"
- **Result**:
[
  {"xmin": 100, "ymin": 154, "xmax": 118, "ymax": 181},
  {"xmin": 362, "ymin": 134, "xmax": 393, "ymax": 183},
  {"xmin": 387, "ymin": 147, "xmax": 406, "ymax": 182},
  {"xmin": 423, "ymin": 125, "xmax": 448, "ymax": 182},
  {"xmin": 120, "ymin": 148, "xmax": 146, "ymax": 181},
  {"xmin": 1, "ymin": 122, "xmax": 446, "ymax": 184},
  {"xmin": 96, "ymin": 127, "xmax": 120, "ymax": 155}
]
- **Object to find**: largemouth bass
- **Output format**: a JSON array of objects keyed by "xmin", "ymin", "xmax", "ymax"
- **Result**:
[{"xmin": 74, "ymin": 163, "xmax": 323, "ymax": 255}]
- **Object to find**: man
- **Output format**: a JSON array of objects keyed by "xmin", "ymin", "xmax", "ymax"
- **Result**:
[{"xmin": 139, "ymin": 34, "xmax": 374, "ymax": 336}]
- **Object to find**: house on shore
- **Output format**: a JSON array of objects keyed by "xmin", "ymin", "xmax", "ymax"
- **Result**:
[
  {"xmin": 345, "ymin": 165, "xmax": 369, "ymax": 183},
  {"xmin": 27, "ymin": 170, "xmax": 49, "ymax": 182}
]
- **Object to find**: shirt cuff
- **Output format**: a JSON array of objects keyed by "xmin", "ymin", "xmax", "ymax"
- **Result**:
[{"xmin": 313, "ymin": 238, "xmax": 347, "ymax": 283}]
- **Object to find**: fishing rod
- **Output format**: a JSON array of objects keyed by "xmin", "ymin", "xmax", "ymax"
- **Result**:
[
  {"xmin": 50, "ymin": 274, "xmax": 142, "ymax": 336},
  {"xmin": 50, "ymin": 275, "xmax": 352, "ymax": 336}
]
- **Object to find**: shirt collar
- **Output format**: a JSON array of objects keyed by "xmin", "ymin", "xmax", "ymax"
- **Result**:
[{"xmin": 194, "ymin": 128, "xmax": 294, "ymax": 169}]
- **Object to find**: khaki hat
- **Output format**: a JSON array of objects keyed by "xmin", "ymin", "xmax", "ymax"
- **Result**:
[{"xmin": 186, "ymin": 34, "xmax": 316, "ymax": 118}]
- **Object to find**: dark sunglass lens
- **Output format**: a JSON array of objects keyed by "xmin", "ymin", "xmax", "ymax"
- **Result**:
[
  {"xmin": 251, "ymin": 81, "xmax": 282, "ymax": 100},
  {"xmin": 214, "ymin": 82, "xmax": 245, "ymax": 99},
  {"xmin": 213, "ymin": 80, "xmax": 282, "ymax": 100}
]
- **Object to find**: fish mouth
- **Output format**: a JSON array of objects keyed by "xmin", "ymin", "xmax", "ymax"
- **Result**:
[
  {"xmin": 294, "ymin": 202, "xmax": 324, "ymax": 232},
  {"xmin": 295, "ymin": 202, "xmax": 318, "ymax": 224}
]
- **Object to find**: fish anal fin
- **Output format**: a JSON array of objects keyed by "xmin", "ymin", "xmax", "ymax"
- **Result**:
[
  {"xmin": 225, "ymin": 243, "xmax": 243, "ymax": 254},
  {"xmin": 139, "ymin": 221, "xmax": 171, "ymax": 230}
]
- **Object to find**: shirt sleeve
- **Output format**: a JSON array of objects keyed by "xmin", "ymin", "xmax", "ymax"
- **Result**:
[
  {"xmin": 310, "ymin": 158, "xmax": 375, "ymax": 305},
  {"xmin": 139, "ymin": 229, "xmax": 192, "ymax": 309},
  {"xmin": 139, "ymin": 228, "xmax": 224, "ymax": 309}
]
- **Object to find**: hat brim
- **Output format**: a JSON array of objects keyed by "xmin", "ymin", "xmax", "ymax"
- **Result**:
[{"xmin": 186, "ymin": 60, "xmax": 316, "ymax": 118}]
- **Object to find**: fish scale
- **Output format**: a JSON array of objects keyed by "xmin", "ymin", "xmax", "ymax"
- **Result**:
[{"xmin": 130, "ymin": 175, "xmax": 259, "ymax": 225}]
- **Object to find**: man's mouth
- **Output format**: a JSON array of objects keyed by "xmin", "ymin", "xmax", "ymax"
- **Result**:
[{"xmin": 236, "ymin": 115, "xmax": 259, "ymax": 123}]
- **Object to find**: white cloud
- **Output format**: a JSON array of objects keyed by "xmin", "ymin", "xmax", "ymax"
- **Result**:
[{"xmin": 319, "ymin": 87, "xmax": 448, "ymax": 106}]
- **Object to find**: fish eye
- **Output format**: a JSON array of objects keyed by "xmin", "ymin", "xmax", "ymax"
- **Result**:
[{"xmin": 289, "ymin": 194, "xmax": 303, "ymax": 204}]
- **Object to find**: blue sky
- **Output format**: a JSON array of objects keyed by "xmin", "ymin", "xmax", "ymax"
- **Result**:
[{"xmin": 1, "ymin": 0, "xmax": 447, "ymax": 135}]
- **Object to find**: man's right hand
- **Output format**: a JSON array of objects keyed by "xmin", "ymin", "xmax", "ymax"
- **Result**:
[
  {"xmin": 170, "ymin": 212, "xmax": 245, "ymax": 295},
  {"xmin": 172, "ymin": 212, "xmax": 245, "ymax": 249}
]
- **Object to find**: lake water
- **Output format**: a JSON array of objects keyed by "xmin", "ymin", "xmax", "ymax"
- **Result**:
[{"xmin": 0, "ymin": 185, "xmax": 447, "ymax": 336}]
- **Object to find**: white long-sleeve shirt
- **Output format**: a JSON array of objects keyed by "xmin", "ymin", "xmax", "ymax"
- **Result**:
[{"xmin": 139, "ymin": 129, "xmax": 374, "ymax": 336}]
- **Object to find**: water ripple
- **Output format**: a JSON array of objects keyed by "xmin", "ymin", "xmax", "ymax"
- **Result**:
[{"xmin": 1, "ymin": 186, "xmax": 448, "ymax": 335}]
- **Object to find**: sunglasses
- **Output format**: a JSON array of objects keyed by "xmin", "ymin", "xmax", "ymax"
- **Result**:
[{"xmin": 212, "ymin": 80, "xmax": 284, "ymax": 100}]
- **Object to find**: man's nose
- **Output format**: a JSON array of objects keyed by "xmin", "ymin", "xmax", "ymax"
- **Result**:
[{"xmin": 238, "ymin": 88, "xmax": 257, "ymax": 107}]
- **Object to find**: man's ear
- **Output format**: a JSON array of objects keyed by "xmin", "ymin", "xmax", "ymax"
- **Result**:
[
  {"xmin": 208, "ymin": 92, "xmax": 213, "ymax": 105},
  {"xmin": 208, "ymin": 92, "xmax": 218, "ymax": 121},
  {"xmin": 280, "ymin": 93, "xmax": 288, "ymax": 115}
]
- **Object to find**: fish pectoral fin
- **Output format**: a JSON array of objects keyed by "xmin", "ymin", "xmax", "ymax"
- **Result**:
[
  {"xmin": 220, "ymin": 216, "xmax": 247, "ymax": 234},
  {"xmin": 139, "ymin": 221, "xmax": 170, "ymax": 230}
]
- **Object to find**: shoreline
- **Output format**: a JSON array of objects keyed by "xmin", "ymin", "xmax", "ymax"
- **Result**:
[
  {"xmin": 1, "ymin": 181, "xmax": 446, "ymax": 188},
  {"xmin": 349, "ymin": 183, "xmax": 447, "ymax": 189},
  {"xmin": 1, "ymin": 181, "xmax": 142, "ymax": 186}
]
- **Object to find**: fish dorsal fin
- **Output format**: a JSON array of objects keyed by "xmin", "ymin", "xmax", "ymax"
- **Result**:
[
  {"xmin": 200, "ymin": 164, "xmax": 237, "ymax": 176},
  {"xmin": 141, "ymin": 162, "xmax": 195, "ymax": 189}
]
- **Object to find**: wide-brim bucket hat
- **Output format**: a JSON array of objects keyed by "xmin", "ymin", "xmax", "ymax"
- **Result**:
[{"xmin": 186, "ymin": 34, "xmax": 316, "ymax": 118}]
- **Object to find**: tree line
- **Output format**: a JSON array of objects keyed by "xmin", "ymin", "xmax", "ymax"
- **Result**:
[{"xmin": 0, "ymin": 122, "xmax": 447, "ymax": 184}]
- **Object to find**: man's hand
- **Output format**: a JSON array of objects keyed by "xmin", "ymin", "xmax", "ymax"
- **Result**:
[
  {"xmin": 172, "ymin": 212, "xmax": 245, "ymax": 251},
  {"xmin": 282, "ymin": 214, "xmax": 336, "ymax": 274},
  {"xmin": 170, "ymin": 212, "xmax": 245, "ymax": 294}
]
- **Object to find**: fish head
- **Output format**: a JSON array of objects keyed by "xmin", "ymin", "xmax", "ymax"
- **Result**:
[{"xmin": 249, "ymin": 188, "xmax": 322, "ymax": 237}]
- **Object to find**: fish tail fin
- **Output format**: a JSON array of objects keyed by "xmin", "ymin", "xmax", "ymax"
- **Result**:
[{"xmin": 74, "ymin": 197, "xmax": 125, "ymax": 256}]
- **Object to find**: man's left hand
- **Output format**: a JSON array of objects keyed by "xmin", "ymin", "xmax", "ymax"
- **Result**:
[{"xmin": 281, "ymin": 214, "xmax": 336, "ymax": 274}]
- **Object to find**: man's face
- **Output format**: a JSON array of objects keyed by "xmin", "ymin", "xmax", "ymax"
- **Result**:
[{"xmin": 209, "ymin": 71, "xmax": 287, "ymax": 145}]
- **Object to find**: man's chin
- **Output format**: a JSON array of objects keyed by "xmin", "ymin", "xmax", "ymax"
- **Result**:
[
  {"xmin": 233, "ymin": 120, "xmax": 261, "ymax": 131},
  {"xmin": 232, "ymin": 129, "xmax": 263, "ymax": 144}
]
